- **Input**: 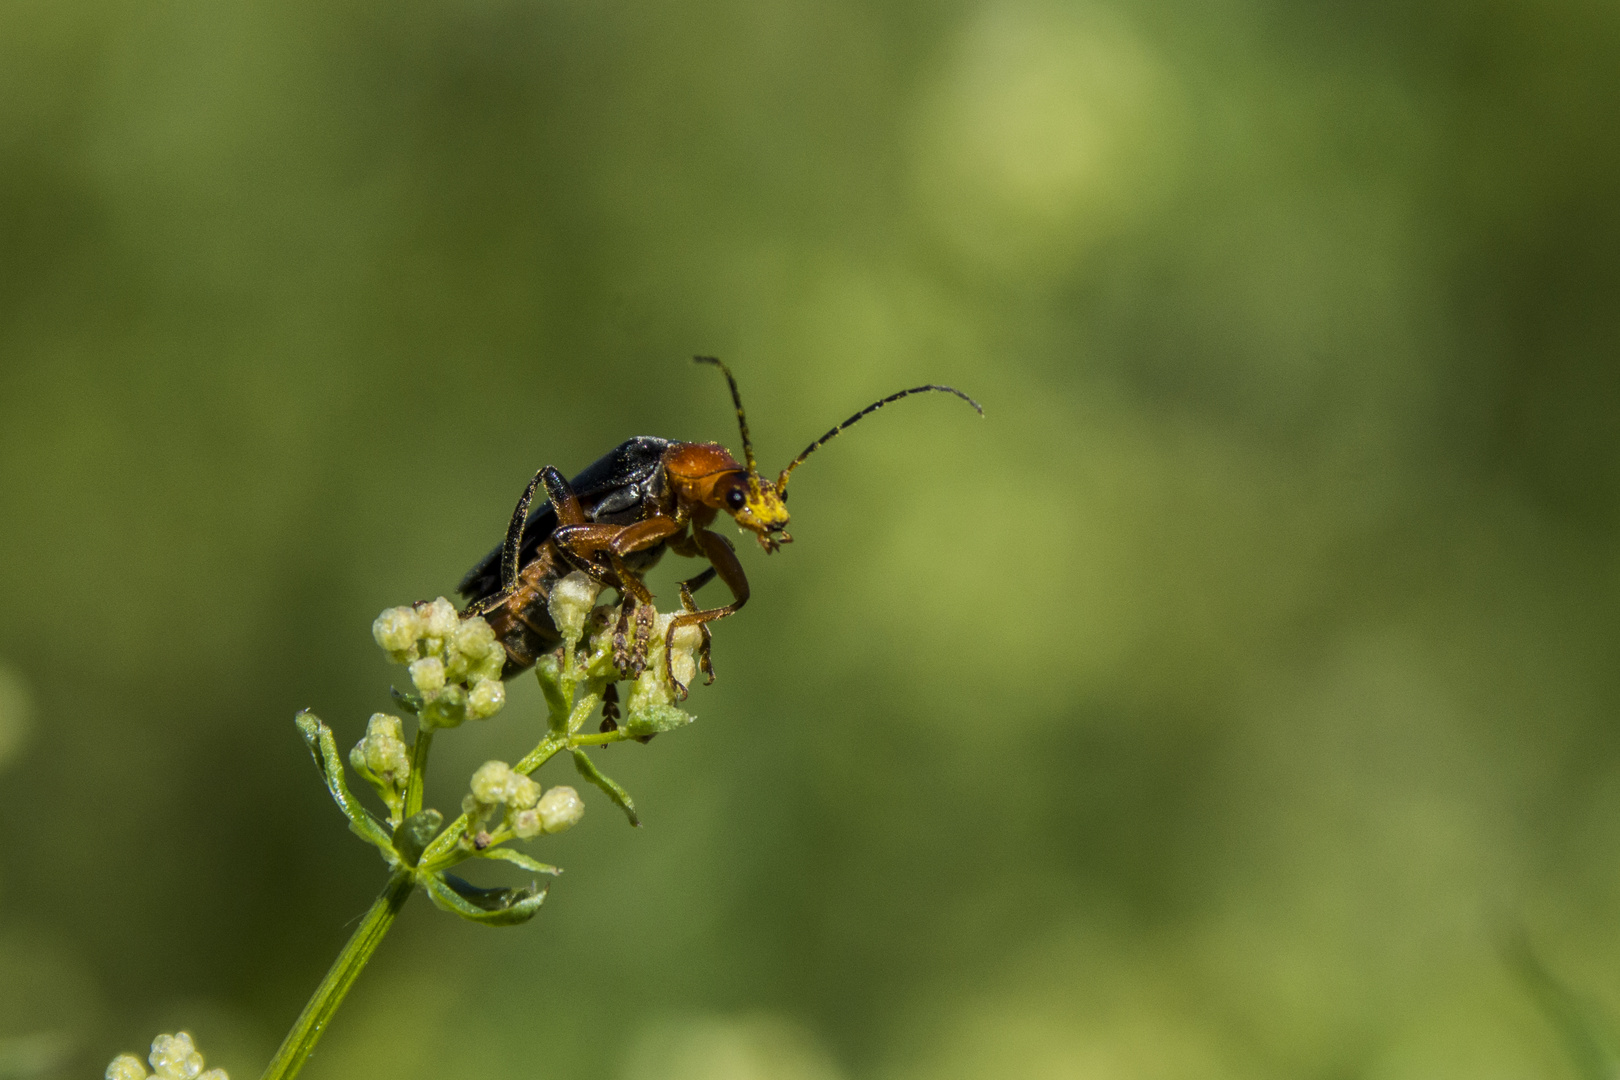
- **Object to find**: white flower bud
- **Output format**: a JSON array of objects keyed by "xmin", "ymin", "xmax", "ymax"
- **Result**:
[
  {"xmin": 476, "ymin": 648, "xmax": 507, "ymax": 683},
  {"xmin": 467, "ymin": 677, "xmax": 505, "ymax": 719},
  {"xmin": 547, "ymin": 572, "xmax": 601, "ymax": 643},
  {"xmin": 452, "ymin": 617, "xmax": 497, "ymax": 663},
  {"xmin": 372, "ymin": 606, "xmax": 421, "ymax": 656},
  {"xmin": 506, "ymin": 772, "xmax": 541, "ymax": 809},
  {"xmin": 667, "ymin": 620, "xmax": 702, "ymax": 691},
  {"xmin": 351, "ymin": 713, "xmax": 410, "ymax": 782},
  {"xmin": 199, "ymin": 1072, "xmax": 228, "ymax": 1080},
  {"xmin": 536, "ymin": 785, "xmax": 585, "ymax": 833},
  {"xmin": 511, "ymin": 808, "xmax": 543, "ymax": 838},
  {"xmin": 626, "ymin": 663, "xmax": 674, "ymax": 714},
  {"xmin": 470, "ymin": 760, "xmax": 514, "ymax": 805},
  {"xmin": 107, "ymin": 1054, "xmax": 148, "ymax": 1080},
  {"xmin": 149, "ymin": 1032, "xmax": 204, "ymax": 1080},
  {"xmin": 418, "ymin": 597, "xmax": 458, "ymax": 641},
  {"xmin": 408, "ymin": 656, "xmax": 446, "ymax": 694}
]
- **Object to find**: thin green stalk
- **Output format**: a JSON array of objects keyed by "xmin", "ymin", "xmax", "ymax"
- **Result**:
[
  {"xmin": 514, "ymin": 734, "xmax": 564, "ymax": 775},
  {"xmin": 404, "ymin": 726, "xmax": 434, "ymax": 817},
  {"xmin": 259, "ymin": 870, "xmax": 414, "ymax": 1080},
  {"xmin": 567, "ymin": 729, "xmax": 632, "ymax": 747}
]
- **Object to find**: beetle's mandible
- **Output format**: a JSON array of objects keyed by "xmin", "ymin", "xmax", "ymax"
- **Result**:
[{"xmin": 458, "ymin": 356, "xmax": 981, "ymax": 701}]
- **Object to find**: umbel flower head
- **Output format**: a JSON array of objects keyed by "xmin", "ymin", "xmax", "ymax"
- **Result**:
[
  {"xmin": 106, "ymin": 1031, "xmax": 227, "ymax": 1080},
  {"xmin": 373, "ymin": 598, "xmax": 505, "ymax": 728},
  {"xmin": 462, "ymin": 760, "xmax": 585, "ymax": 840}
]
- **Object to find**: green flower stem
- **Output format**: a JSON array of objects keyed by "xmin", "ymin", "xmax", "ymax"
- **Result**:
[
  {"xmin": 404, "ymin": 726, "xmax": 434, "ymax": 818},
  {"xmin": 514, "ymin": 734, "xmax": 565, "ymax": 776},
  {"xmin": 259, "ymin": 869, "xmax": 414, "ymax": 1080},
  {"xmin": 567, "ymin": 729, "xmax": 634, "ymax": 747},
  {"xmin": 417, "ymin": 812, "xmax": 471, "ymax": 872}
]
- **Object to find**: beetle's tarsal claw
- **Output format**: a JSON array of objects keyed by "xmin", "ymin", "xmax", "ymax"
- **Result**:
[{"xmin": 698, "ymin": 625, "xmax": 715, "ymax": 685}]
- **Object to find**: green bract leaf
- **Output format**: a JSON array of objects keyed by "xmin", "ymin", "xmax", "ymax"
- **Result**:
[
  {"xmin": 296, "ymin": 711, "xmax": 393, "ymax": 851},
  {"xmin": 392, "ymin": 809, "xmax": 444, "ymax": 867},
  {"xmin": 535, "ymin": 655, "xmax": 569, "ymax": 723},
  {"xmin": 571, "ymin": 748, "xmax": 639, "ymax": 826},
  {"xmin": 389, "ymin": 687, "xmax": 422, "ymax": 715},
  {"xmin": 566, "ymin": 685, "xmax": 605, "ymax": 735},
  {"xmin": 624, "ymin": 702, "xmax": 692, "ymax": 737},
  {"xmin": 423, "ymin": 872, "xmax": 548, "ymax": 926},
  {"xmin": 474, "ymin": 846, "xmax": 562, "ymax": 876}
]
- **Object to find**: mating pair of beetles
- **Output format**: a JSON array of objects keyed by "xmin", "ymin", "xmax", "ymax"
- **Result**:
[{"xmin": 458, "ymin": 357, "xmax": 980, "ymax": 704}]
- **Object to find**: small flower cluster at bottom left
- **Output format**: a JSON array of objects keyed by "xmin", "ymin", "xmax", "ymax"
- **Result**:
[{"xmin": 107, "ymin": 1032, "xmax": 227, "ymax": 1080}]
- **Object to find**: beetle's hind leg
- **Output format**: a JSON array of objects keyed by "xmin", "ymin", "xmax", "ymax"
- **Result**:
[
  {"xmin": 608, "ymin": 589, "xmax": 655, "ymax": 677},
  {"xmin": 633, "ymin": 602, "xmax": 657, "ymax": 674},
  {"xmin": 611, "ymin": 595, "xmax": 637, "ymax": 674}
]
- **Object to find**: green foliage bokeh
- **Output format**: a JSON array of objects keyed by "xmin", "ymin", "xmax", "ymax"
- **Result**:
[{"xmin": 3, "ymin": 0, "xmax": 1620, "ymax": 1076}]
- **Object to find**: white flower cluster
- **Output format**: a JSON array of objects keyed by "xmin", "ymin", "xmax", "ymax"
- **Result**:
[
  {"xmin": 464, "ymin": 760, "xmax": 585, "ymax": 839},
  {"xmin": 372, "ymin": 598, "xmax": 505, "ymax": 728},
  {"xmin": 349, "ymin": 712, "xmax": 411, "ymax": 812},
  {"xmin": 106, "ymin": 1032, "xmax": 226, "ymax": 1080}
]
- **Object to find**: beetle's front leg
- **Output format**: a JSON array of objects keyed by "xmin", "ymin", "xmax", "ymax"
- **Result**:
[
  {"xmin": 677, "ymin": 567, "xmax": 718, "ymax": 689},
  {"xmin": 663, "ymin": 530, "xmax": 748, "ymax": 700}
]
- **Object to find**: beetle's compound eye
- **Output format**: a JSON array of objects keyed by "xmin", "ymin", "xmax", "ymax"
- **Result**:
[{"xmin": 726, "ymin": 488, "xmax": 747, "ymax": 511}]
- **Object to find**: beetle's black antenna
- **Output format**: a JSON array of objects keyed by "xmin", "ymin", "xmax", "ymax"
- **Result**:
[
  {"xmin": 694, "ymin": 356, "xmax": 762, "ymax": 485},
  {"xmin": 776, "ymin": 385, "xmax": 983, "ymax": 494}
]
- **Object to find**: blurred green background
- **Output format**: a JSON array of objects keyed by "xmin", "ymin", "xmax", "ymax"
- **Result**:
[{"xmin": 4, "ymin": 0, "xmax": 1620, "ymax": 1076}]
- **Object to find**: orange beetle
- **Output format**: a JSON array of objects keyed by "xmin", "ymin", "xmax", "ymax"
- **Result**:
[{"xmin": 459, "ymin": 356, "xmax": 980, "ymax": 699}]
